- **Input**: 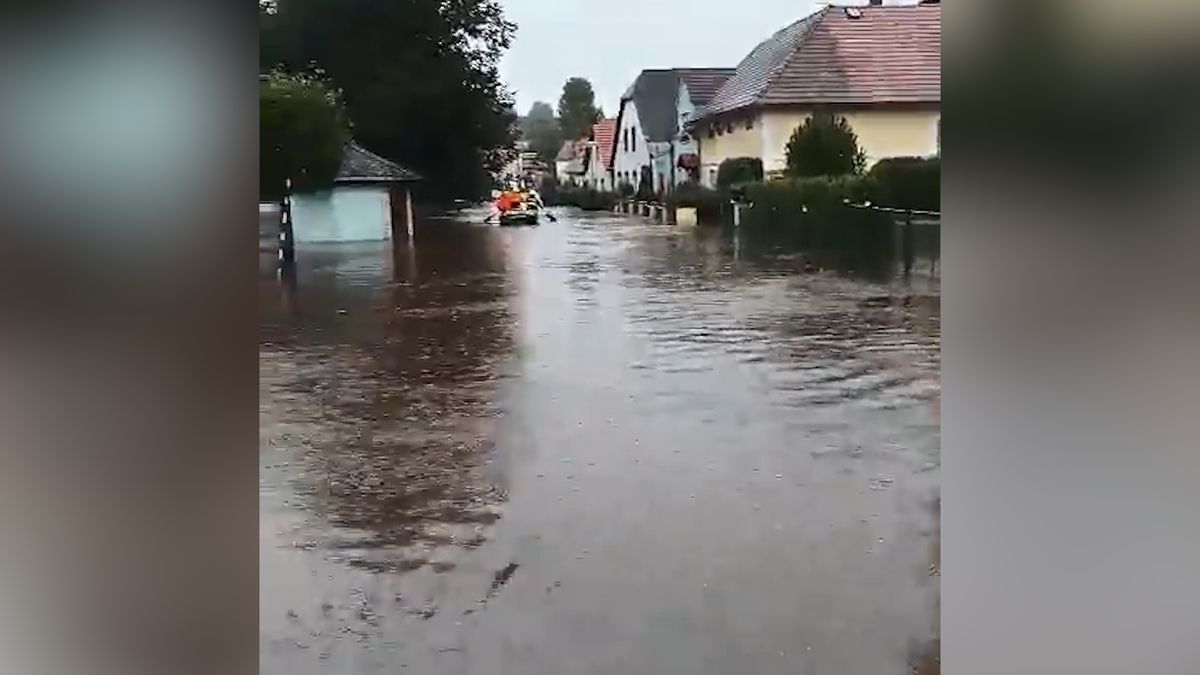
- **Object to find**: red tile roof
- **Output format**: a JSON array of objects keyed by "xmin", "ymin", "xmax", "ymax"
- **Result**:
[
  {"xmin": 704, "ymin": 5, "xmax": 940, "ymax": 118},
  {"xmin": 591, "ymin": 118, "xmax": 616, "ymax": 170}
]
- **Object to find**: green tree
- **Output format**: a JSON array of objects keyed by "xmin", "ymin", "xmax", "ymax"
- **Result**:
[
  {"xmin": 557, "ymin": 77, "xmax": 603, "ymax": 141},
  {"xmin": 523, "ymin": 101, "xmax": 563, "ymax": 166},
  {"xmin": 260, "ymin": 70, "xmax": 349, "ymax": 201},
  {"xmin": 261, "ymin": 0, "xmax": 518, "ymax": 201},
  {"xmin": 784, "ymin": 113, "xmax": 866, "ymax": 177}
]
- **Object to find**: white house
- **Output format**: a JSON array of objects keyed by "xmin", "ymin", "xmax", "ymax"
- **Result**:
[
  {"xmin": 555, "ymin": 139, "xmax": 588, "ymax": 187},
  {"xmin": 291, "ymin": 142, "xmax": 420, "ymax": 243},
  {"xmin": 583, "ymin": 119, "xmax": 616, "ymax": 191},
  {"xmin": 611, "ymin": 69, "xmax": 735, "ymax": 196}
]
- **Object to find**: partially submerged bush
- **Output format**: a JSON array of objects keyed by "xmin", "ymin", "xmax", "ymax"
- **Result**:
[
  {"xmin": 867, "ymin": 156, "xmax": 940, "ymax": 211},
  {"xmin": 555, "ymin": 186, "xmax": 616, "ymax": 211},
  {"xmin": 667, "ymin": 181, "xmax": 729, "ymax": 226}
]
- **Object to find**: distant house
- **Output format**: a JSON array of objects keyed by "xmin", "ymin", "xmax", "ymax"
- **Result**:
[
  {"xmin": 502, "ymin": 140, "xmax": 548, "ymax": 183},
  {"xmin": 555, "ymin": 139, "xmax": 588, "ymax": 187},
  {"xmin": 583, "ymin": 119, "xmax": 616, "ymax": 192},
  {"xmin": 692, "ymin": 4, "xmax": 941, "ymax": 186},
  {"xmin": 291, "ymin": 142, "xmax": 420, "ymax": 243},
  {"xmin": 611, "ymin": 68, "xmax": 736, "ymax": 195}
]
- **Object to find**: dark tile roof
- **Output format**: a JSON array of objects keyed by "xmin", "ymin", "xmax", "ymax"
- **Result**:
[
  {"xmin": 675, "ymin": 68, "xmax": 737, "ymax": 108},
  {"xmin": 336, "ymin": 142, "xmax": 421, "ymax": 184},
  {"xmin": 621, "ymin": 70, "xmax": 682, "ymax": 143},
  {"xmin": 701, "ymin": 5, "xmax": 940, "ymax": 119}
]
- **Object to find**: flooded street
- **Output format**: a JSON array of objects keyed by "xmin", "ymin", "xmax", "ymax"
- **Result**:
[{"xmin": 260, "ymin": 209, "xmax": 940, "ymax": 674}]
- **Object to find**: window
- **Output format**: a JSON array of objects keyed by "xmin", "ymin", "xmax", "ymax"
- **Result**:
[
  {"xmin": 623, "ymin": 129, "xmax": 629, "ymax": 152},
  {"xmin": 745, "ymin": 117, "xmax": 754, "ymax": 130},
  {"xmin": 631, "ymin": 128, "xmax": 637, "ymax": 153},
  {"xmin": 707, "ymin": 125, "xmax": 715, "ymax": 139}
]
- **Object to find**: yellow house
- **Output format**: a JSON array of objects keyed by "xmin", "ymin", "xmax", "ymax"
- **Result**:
[{"xmin": 694, "ymin": 4, "xmax": 941, "ymax": 185}]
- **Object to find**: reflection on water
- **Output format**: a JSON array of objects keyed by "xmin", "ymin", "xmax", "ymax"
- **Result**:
[
  {"xmin": 261, "ymin": 235, "xmax": 517, "ymax": 572},
  {"xmin": 261, "ymin": 210, "xmax": 939, "ymax": 675}
]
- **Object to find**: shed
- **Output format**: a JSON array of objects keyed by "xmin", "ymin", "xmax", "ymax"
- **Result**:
[{"xmin": 291, "ymin": 142, "xmax": 421, "ymax": 243}]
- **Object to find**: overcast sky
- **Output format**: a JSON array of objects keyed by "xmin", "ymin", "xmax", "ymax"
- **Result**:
[{"xmin": 498, "ymin": 0, "xmax": 911, "ymax": 115}]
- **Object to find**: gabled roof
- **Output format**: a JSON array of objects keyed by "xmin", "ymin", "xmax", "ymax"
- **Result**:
[
  {"xmin": 591, "ymin": 118, "xmax": 616, "ymax": 170},
  {"xmin": 701, "ymin": 5, "xmax": 941, "ymax": 120},
  {"xmin": 336, "ymin": 142, "xmax": 421, "ymax": 184},
  {"xmin": 675, "ymin": 68, "xmax": 737, "ymax": 108},
  {"xmin": 555, "ymin": 140, "xmax": 577, "ymax": 162},
  {"xmin": 620, "ymin": 70, "xmax": 684, "ymax": 143}
]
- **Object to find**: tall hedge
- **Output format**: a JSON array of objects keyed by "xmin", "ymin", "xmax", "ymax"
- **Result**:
[
  {"xmin": 742, "ymin": 175, "xmax": 894, "ymax": 279},
  {"xmin": 867, "ymin": 157, "xmax": 940, "ymax": 211}
]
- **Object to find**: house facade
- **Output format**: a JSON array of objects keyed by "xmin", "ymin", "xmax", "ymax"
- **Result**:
[
  {"xmin": 673, "ymin": 68, "xmax": 736, "ymax": 185},
  {"xmin": 611, "ymin": 69, "xmax": 736, "ymax": 195},
  {"xmin": 584, "ymin": 118, "xmax": 616, "ymax": 192},
  {"xmin": 693, "ymin": 4, "xmax": 941, "ymax": 186},
  {"xmin": 291, "ymin": 142, "xmax": 420, "ymax": 243}
]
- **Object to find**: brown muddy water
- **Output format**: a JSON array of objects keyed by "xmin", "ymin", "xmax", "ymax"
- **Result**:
[{"xmin": 260, "ymin": 208, "xmax": 940, "ymax": 674}]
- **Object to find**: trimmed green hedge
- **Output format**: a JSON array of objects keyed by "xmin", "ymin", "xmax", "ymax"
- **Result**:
[
  {"xmin": 741, "ymin": 175, "xmax": 895, "ymax": 278},
  {"xmin": 667, "ymin": 181, "xmax": 729, "ymax": 226},
  {"xmin": 867, "ymin": 156, "xmax": 940, "ymax": 211},
  {"xmin": 717, "ymin": 157, "xmax": 764, "ymax": 189},
  {"xmin": 552, "ymin": 186, "xmax": 617, "ymax": 211}
]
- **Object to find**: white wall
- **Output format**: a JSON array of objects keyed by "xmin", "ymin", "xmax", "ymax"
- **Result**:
[
  {"xmin": 673, "ymin": 81, "xmax": 702, "ymax": 187},
  {"xmin": 612, "ymin": 99, "xmax": 651, "ymax": 191},
  {"xmin": 292, "ymin": 185, "xmax": 393, "ymax": 243}
]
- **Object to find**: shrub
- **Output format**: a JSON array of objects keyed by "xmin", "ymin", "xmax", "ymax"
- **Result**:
[
  {"xmin": 667, "ymin": 181, "xmax": 729, "ymax": 226},
  {"xmin": 635, "ymin": 170, "xmax": 655, "ymax": 201},
  {"xmin": 744, "ymin": 175, "xmax": 874, "ymax": 220},
  {"xmin": 261, "ymin": 70, "xmax": 351, "ymax": 201},
  {"xmin": 866, "ymin": 156, "xmax": 940, "ymax": 211},
  {"xmin": 741, "ymin": 175, "xmax": 895, "ymax": 278},
  {"xmin": 617, "ymin": 181, "xmax": 635, "ymax": 198},
  {"xmin": 538, "ymin": 175, "xmax": 560, "ymax": 205},
  {"xmin": 555, "ymin": 186, "xmax": 616, "ymax": 211},
  {"xmin": 716, "ymin": 157, "xmax": 764, "ymax": 189},
  {"xmin": 784, "ymin": 113, "xmax": 866, "ymax": 178}
]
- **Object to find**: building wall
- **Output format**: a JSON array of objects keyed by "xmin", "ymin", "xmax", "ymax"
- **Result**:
[
  {"xmin": 760, "ymin": 108, "xmax": 941, "ymax": 173},
  {"xmin": 696, "ymin": 114, "xmax": 764, "ymax": 187},
  {"xmin": 673, "ymin": 81, "xmax": 702, "ymax": 186},
  {"xmin": 292, "ymin": 185, "xmax": 392, "ymax": 243},
  {"xmin": 612, "ymin": 99, "xmax": 651, "ymax": 191},
  {"xmin": 698, "ymin": 107, "xmax": 940, "ymax": 183}
]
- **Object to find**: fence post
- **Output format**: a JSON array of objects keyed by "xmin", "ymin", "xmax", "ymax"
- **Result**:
[
  {"xmin": 279, "ymin": 178, "xmax": 295, "ymax": 265},
  {"xmin": 902, "ymin": 209, "xmax": 915, "ymax": 279}
]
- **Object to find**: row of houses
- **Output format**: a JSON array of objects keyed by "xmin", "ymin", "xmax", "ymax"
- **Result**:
[{"xmin": 556, "ymin": 2, "xmax": 940, "ymax": 193}]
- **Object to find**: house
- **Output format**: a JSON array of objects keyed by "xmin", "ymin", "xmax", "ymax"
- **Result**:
[
  {"xmin": 583, "ymin": 118, "xmax": 616, "ymax": 192},
  {"xmin": 691, "ymin": 4, "xmax": 941, "ymax": 186},
  {"xmin": 673, "ymin": 68, "xmax": 737, "ymax": 184},
  {"xmin": 610, "ymin": 68, "xmax": 736, "ymax": 195},
  {"xmin": 555, "ymin": 139, "xmax": 588, "ymax": 187},
  {"xmin": 610, "ymin": 70, "xmax": 674, "ymax": 195},
  {"xmin": 502, "ymin": 140, "xmax": 548, "ymax": 183},
  {"xmin": 290, "ymin": 141, "xmax": 420, "ymax": 243}
]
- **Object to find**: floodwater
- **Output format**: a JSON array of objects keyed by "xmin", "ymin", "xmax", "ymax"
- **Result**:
[{"xmin": 260, "ymin": 208, "xmax": 941, "ymax": 674}]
